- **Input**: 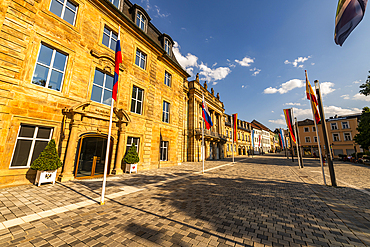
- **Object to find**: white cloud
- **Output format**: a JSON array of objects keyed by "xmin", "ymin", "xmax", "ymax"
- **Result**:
[
  {"xmin": 341, "ymin": 94, "xmax": 350, "ymax": 100},
  {"xmin": 320, "ymin": 82, "xmax": 335, "ymax": 95},
  {"xmin": 271, "ymin": 110, "xmax": 274, "ymax": 113},
  {"xmin": 263, "ymin": 79, "xmax": 304, "ymax": 94},
  {"xmin": 285, "ymin": 102, "xmax": 301, "ymax": 106},
  {"xmin": 141, "ymin": 0, "xmax": 151, "ymax": 10},
  {"xmin": 284, "ymin": 56, "xmax": 311, "ymax": 68},
  {"xmin": 198, "ymin": 62, "xmax": 231, "ymax": 82},
  {"xmin": 173, "ymin": 41, "xmax": 198, "ymax": 76},
  {"xmin": 154, "ymin": 5, "xmax": 169, "ymax": 17},
  {"xmin": 235, "ymin": 56, "xmax": 254, "ymax": 67},
  {"xmin": 353, "ymin": 80, "xmax": 362, "ymax": 84},
  {"xmin": 250, "ymin": 67, "xmax": 261, "ymax": 76},
  {"xmin": 353, "ymin": 93, "xmax": 370, "ymax": 101},
  {"xmin": 292, "ymin": 106, "xmax": 361, "ymax": 120},
  {"xmin": 269, "ymin": 119, "xmax": 286, "ymax": 125},
  {"xmin": 212, "ymin": 81, "xmax": 218, "ymax": 85}
]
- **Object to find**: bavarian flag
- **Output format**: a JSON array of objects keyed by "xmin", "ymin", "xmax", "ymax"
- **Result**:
[
  {"xmin": 113, "ymin": 27, "xmax": 122, "ymax": 101},
  {"xmin": 305, "ymin": 70, "xmax": 320, "ymax": 124},
  {"xmin": 335, "ymin": 0, "xmax": 368, "ymax": 46},
  {"xmin": 283, "ymin": 109, "xmax": 296, "ymax": 144}
]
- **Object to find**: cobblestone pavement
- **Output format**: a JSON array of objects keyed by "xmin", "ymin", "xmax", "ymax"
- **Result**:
[{"xmin": 0, "ymin": 154, "xmax": 369, "ymax": 246}]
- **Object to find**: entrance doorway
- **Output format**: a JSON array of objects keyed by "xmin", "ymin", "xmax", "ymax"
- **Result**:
[{"xmin": 75, "ymin": 134, "xmax": 112, "ymax": 178}]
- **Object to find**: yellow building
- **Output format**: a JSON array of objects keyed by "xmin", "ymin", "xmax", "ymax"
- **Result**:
[
  {"xmin": 297, "ymin": 113, "xmax": 362, "ymax": 158},
  {"xmin": 0, "ymin": 0, "xmax": 189, "ymax": 187},
  {"xmin": 187, "ymin": 76, "xmax": 226, "ymax": 161},
  {"xmin": 224, "ymin": 115, "xmax": 251, "ymax": 157}
]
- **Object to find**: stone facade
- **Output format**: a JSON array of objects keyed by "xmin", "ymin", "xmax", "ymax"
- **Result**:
[
  {"xmin": 224, "ymin": 115, "xmax": 251, "ymax": 157},
  {"xmin": 0, "ymin": 0, "xmax": 189, "ymax": 187}
]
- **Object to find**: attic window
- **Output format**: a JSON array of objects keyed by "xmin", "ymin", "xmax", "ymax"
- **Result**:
[
  {"xmin": 136, "ymin": 11, "xmax": 146, "ymax": 31},
  {"xmin": 164, "ymin": 39, "xmax": 171, "ymax": 55}
]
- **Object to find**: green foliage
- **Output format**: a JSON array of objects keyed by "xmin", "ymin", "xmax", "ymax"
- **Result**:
[
  {"xmin": 30, "ymin": 139, "xmax": 62, "ymax": 171},
  {"xmin": 359, "ymin": 71, "xmax": 370, "ymax": 96},
  {"xmin": 354, "ymin": 107, "xmax": 370, "ymax": 151},
  {"xmin": 123, "ymin": 143, "xmax": 139, "ymax": 164}
]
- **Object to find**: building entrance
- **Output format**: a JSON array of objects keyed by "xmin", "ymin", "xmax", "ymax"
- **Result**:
[{"xmin": 75, "ymin": 135, "xmax": 112, "ymax": 178}]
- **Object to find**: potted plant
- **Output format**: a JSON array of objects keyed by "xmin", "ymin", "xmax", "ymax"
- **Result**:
[
  {"xmin": 123, "ymin": 143, "xmax": 139, "ymax": 174},
  {"xmin": 31, "ymin": 139, "xmax": 63, "ymax": 186}
]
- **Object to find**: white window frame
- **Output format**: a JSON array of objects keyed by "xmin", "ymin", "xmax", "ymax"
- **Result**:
[
  {"xmin": 136, "ymin": 11, "xmax": 146, "ymax": 31},
  {"xmin": 305, "ymin": 137, "xmax": 311, "ymax": 143},
  {"xmin": 304, "ymin": 127, "xmax": 309, "ymax": 132},
  {"xmin": 10, "ymin": 125, "xmax": 53, "ymax": 168},
  {"xmin": 343, "ymin": 132, "xmax": 352, "ymax": 141},
  {"xmin": 162, "ymin": 101, "xmax": 170, "ymax": 123},
  {"xmin": 160, "ymin": 141, "xmax": 168, "ymax": 161},
  {"xmin": 312, "ymin": 126, "xmax": 316, "ymax": 132},
  {"xmin": 49, "ymin": 0, "xmax": 78, "ymax": 25},
  {"xmin": 164, "ymin": 39, "xmax": 171, "ymax": 55},
  {"xmin": 314, "ymin": 136, "xmax": 317, "ymax": 143},
  {"xmin": 102, "ymin": 26, "xmax": 118, "ymax": 50},
  {"xmin": 109, "ymin": 0, "xmax": 119, "ymax": 8},
  {"xmin": 32, "ymin": 44, "xmax": 68, "ymax": 92},
  {"xmin": 91, "ymin": 69, "xmax": 113, "ymax": 105},
  {"xmin": 332, "ymin": 133, "xmax": 340, "ymax": 142},
  {"xmin": 164, "ymin": 71, "xmax": 171, "ymax": 87},
  {"xmin": 331, "ymin": 122, "xmax": 338, "ymax": 130},
  {"xmin": 341, "ymin": 121, "xmax": 350, "ymax": 129},
  {"xmin": 131, "ymin": 86, "xmax": 144, "ymax": 115},
  {"xmin": 135, "ymin": 49, "xmax": 146, "ymax": 70},
  {"xmin": 126, "ymin": 137, "xmax": 140, "ymax": 154}
]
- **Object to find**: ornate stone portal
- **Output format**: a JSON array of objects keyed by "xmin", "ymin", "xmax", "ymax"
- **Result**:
[{"xmin": 58, "ymin": 101, "xmax": 130, "ymax": 182}]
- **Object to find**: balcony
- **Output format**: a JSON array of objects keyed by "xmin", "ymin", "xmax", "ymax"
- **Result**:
[{"xmin": 193, "ymin": 128, "xmax": 227, "ymax": 142}]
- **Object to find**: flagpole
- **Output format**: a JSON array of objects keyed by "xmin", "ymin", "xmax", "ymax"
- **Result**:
[
  {"xmin": 100, "ymin": 98, "xmax": 113, "ymax": 205},
  {"xmin": 291, "ymin": 108, "xmax": 301, "ymax": 168},
  {"xmin": 231, "ymin": 115, "xmax": 234, "ymax": 163},
  {"xmin": 313, "ymin": 116, "xmax": 326, "ymax": 185},
  {"xmin": 202, "ymin": 94, "xmax": 205, "ymax": 174},
  {"xmin": 315, "ymin": 80, "xmax": 337, "ymax": 187}
]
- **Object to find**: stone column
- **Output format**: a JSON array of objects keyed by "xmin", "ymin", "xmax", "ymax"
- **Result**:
[
  {"xmin": 58, "ymin": 115, "xmax": 79, "ymax": 182},
  {"xmin": 112, "ymin": 124, "xmax": 125, "ymax": 175}
]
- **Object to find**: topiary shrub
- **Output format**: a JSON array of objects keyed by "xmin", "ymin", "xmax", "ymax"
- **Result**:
[
  {"xmin": 30, "ymin": 139, "xmax": 63, "ymax": 171},
  {"xmin": 123, "ymin": 143, "xmax": 139, "ymax": 164}
]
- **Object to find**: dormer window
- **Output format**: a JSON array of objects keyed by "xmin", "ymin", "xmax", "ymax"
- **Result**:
[
  {"xmin": 164, "ymin": 39, "xmax": 171, "ymax": 54},
  {"xmin": 136, "ymin": 11, "xmax": 146, "ymax": 31},
  {"xmin": 108, "ymin": 0, "xmax": 119, "ymax": 9}
]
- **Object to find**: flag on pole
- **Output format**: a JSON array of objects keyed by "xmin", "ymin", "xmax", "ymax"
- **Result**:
[
  {"xmin": 113, "ymin": 28, "xmax": 122, "ymax": 101},
  {"xmin": 335, "ymin": 0, "xmax": 368, "ymax": 46},
  {"xmin": 202, "ymin": 95, "xmax": 213, "ymax": 130},
  {"xmin": 232, "ymin": 114, "xmax": 238, "ymax": 143},
  {"xmin": 280, "ymin": 128, "xmax": 285, "ymax": 149},
  {"xmin": 305, "ymin": 70, "xmax": 320, "ymax": 124},
  {"xmin": 283, "ymin": 108, "xmax": 296, "ymax": 144}
]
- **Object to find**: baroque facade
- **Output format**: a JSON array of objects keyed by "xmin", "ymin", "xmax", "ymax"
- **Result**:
[{"xmin": 0, "ymin": 0, "xmax": 189, "ymax": 187}]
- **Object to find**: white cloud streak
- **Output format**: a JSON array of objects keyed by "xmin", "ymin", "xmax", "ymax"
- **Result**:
[
  {"xmin": 235, "ymin": 56, "xmax": 254, "ymax": 67},
  {"xmin": 250, "ymin": 67, "xmax": 261, "ymax": 76},
  {"xmin": 284, "ymin": 56, "xmax": 311, "ymax": 68},
  {"xmin": 353, "ymin": 93, "xmax": 370, "ymax": 101},
  {"xmin": 263, "ymin": 79, "xmax": 304, "ymax": 94}
]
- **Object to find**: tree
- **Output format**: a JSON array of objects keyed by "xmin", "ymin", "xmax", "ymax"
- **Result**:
[
  {"xmin": 123, "ymin": 143, "xmax": 139, "ymax": 164},
  {"xmin": 354, "ymin": 107, "xmax": 370, "ymax": 151},
  {"xmin": 30, "ymin": 139, "xmax": 63, "ymax": 171},
  {"xmin": 359, "ymin": 71, "xmax": 370, "ymax": 96}
]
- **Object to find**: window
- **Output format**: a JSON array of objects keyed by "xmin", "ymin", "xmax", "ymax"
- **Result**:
[
  {"xmin": 164, "ymin": 39, "xmax": 171, "ymax": 55},
  {"xmin": 312, "ymin": 126, "xmax": 316, "ymax": 132},
  {"xmin": 333, "ymin": 133, "xmax": 340, "ymax": 142},
  {"xmin": 331, "ymin": 123, "xmax": 338, "ymax": 130},
  {"xmin": 305, "ymin": 137, "xmax": 311, "ymax": 143},
  {"xmin": 238, "ymin": 133, "xmax": 240, "ymax": 140},
  {"xmin": 108, "ymin": 0, "xmax": 119, "ymax": 8},
  {"xmin": 160, "ymin": 141, "xmax": 168, "ymax": 161},
  {"xmin": 135, "ymin": 49, "xmax": 146, "ymax": 69},
  {"xmin": 10, "ymin": 125, "xmax": 53, "ymax": 168},
  {"xmin": 304, "ymin": 127, "xmax": 309, "ymax": 132},
  {"xmin": 314, "ymin": 136, "xmax": 317, "ymax": 142},
  {"xmin": 91, "ymin": 70, "xmax": 113, "ymax": 105},
  {"xmin": 342, "ymin": 121, "xmax": 349, "ymax": 129},
  {"xmin": 344, "ymin": 132, "xmax": 352, "ymax": 141},
  {"xmin": 32, "ymin": 44, "xmax": 68, "ymax": 91},
  {"xmin": 226, "ymin": 130, "xmax": 228, "ymax": 138},
  {"xmin": 162, "ymin": 101, "xmax": 170, "ymax": 123},
  {"xmin": 164, "ymin": 71, "xmax": 171, "ymax": 87},
  {"xmin": 136, "ymin": 11, "xmax": 146, "ymax": 31},
  {"xmin": 126, "ymin": 137, "xmax": 140, "ymax": 154},
  {"xmin": 131, "ymin": 86, "xmax": 144, "ymax": 114},
  {"xmin": 227, "ymin": 144, "xmax": 229, "ymax": 152},
  {"xmin": 102, "ymin": 26, "xmax": 117, "ymax": 50},
  {"xmin": 49, "ymin": 0, "xmax": 78, "ymax": 25}
]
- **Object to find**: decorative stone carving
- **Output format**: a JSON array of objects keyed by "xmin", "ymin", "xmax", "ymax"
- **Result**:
[
  {"xmin": 204, "ymin": 81, "xmax": 207, "ymax": 90},
  {"xmin": 211, "ymin": 88, "xmax": 214, "ymax": 95},
  {"xmin": 217, "ymin": 93, "xmax": 220, "ymax": 100}
]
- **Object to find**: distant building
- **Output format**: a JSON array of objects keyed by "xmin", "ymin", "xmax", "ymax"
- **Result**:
[
  {"xmin": 224, "ymin": 115, "xmax": 251, "ymax": 157},
  {"xmin": 251, "ymin": 120, "xmax": 271, "ymax": 153}
]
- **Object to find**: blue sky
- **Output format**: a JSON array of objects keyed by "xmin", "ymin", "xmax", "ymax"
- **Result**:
[{"xmin": 137, "ymin": 0, "xmax": 370, "ymax": 130}]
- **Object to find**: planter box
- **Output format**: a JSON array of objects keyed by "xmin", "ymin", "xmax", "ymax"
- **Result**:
[
  {"xmin": 125, "ymin": 163, "xmax": 137, "ymax": 174},
  {"xmin": 35, "ymin": 170, "xmax": 57, "ymax": 186}
]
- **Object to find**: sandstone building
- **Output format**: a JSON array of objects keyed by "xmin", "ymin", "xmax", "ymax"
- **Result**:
[{"xmin": 0, "ymin": 0, "xmax": 189, "ymax": 187}]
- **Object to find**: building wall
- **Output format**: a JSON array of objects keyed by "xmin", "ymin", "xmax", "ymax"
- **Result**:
[{"xmin": 0, "ymin": 0, "xmax": 188, "ymax": 187}]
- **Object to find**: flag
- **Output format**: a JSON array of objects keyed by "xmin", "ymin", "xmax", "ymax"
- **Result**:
[
  {"xmin": 202, "ymin": 95, "xmax": 213, "ymax": 130},
  {"xmin": 252, "ymin": 130, "xmax": 254, "ymax": 148},
  {"xmin": 280, "ymin": 128, "xmax": 285, "ymax": 149},
  {"xmin": 305, "ymin": 70, "xmax": 320, "ymax": 124},
  {"xmin": 283, "ymin": 109, "xmax": 296, "ymax": 144},
  {"xmin": 113, "ymin": 28, "xmax": 122, "ymax": 101},
  {"xmin": 232, "ymin": 114, "xmax": 238, "ymax": 143},
  {"xmin": 335, "ymin": 0, "xmax": 368, "ymax": 46}
]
